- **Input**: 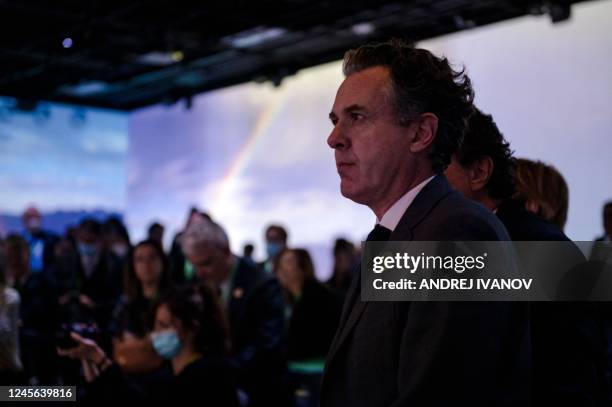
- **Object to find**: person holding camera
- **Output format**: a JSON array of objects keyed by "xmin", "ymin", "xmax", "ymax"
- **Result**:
[{"xmin": 58, "ymin": 284, "xmax": 239, "ymax": 405}]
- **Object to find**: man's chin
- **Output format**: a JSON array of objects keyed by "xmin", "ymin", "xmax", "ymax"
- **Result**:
[{"xmin": 340, "ymin": 184, "xmax": 368, "ymax": 205}]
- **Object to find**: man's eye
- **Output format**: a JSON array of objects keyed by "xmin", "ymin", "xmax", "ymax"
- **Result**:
[{"xmin": 350, "ymin": 112, "xmax": 363, "ymax": 121}]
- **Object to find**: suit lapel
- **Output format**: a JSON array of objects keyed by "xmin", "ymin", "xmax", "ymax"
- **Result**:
[{"xmin": 325, "ymin": 268, "xmax": 366, "ymax": 363}]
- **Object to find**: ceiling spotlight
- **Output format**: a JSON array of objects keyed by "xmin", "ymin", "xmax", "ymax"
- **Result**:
[
  {"xmin": 171, "ymin": 50, "xmax": 184, "ymax": 62},
  {"xmin": 223, "ymin": 27, "xmax": 287, "ymax": 49},
  {"xmin": 351, "ymin": 22, "xmax": 375, "ymax": 36},
  {"xmin": 62, "ymin": 37, "xmax": 73, "ymax": 49}
]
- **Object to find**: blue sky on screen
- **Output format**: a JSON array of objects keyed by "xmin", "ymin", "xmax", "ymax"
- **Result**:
[{"xmin": 0, "ymin": 98, "xmax": 128, "ymax": 214}]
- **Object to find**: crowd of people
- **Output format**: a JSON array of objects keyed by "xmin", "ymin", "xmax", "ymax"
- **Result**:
[
  {"xmin": 1, "ymin": 38, "xmax": 611, "ymax": 406},
  {"xmin": 0, "ymin": 206, "xmax": 353, "ymax": 405}
]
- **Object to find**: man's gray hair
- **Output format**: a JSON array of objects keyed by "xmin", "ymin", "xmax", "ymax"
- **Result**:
[{"xmin": 181, "ymin": 218, "xmax": 230, "ymax": 256}]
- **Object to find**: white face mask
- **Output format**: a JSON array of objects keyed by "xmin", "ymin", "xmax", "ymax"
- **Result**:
[{"xmin": 111, "ymin": 243, "xmax": 129, "ymax": 258}]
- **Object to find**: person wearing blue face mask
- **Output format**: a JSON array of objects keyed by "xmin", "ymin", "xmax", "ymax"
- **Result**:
[
  {"xmin": 68, "ymin": 218, "xmax": 123, "ymax": 350},
  {"xmin": 58, "ymin": 284, "xmax": 239, "ymax": 405},
  {"xmin": 259, "ymin": 224, "xmax": 288, "ymax": 275}
]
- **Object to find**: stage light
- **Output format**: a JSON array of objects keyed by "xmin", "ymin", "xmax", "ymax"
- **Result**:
[
  {"xmin": 62, "ymin": 37, "xmax": 73, "ymax": 49},
  {"xmin": 351, "ymin": 22, "xmax": 375, "ymax": 36},
  {"xmin": 171, "ymin": 51, "xmax": 184, "ymax": 62}
]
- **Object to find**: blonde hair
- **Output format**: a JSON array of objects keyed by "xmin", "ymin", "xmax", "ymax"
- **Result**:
[{"xmin": 514, "ymin": 158, "xmax": 568, "ymax": 229}]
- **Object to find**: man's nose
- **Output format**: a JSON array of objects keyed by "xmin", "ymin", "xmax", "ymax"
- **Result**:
[{"xmin": 327, "ymin": 125, "xmax": 348, "ymax": 150}]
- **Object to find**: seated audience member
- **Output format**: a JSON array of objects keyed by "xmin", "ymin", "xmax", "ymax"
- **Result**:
[
  {"xmin": 514, "ymin": 158, "xmax": 569, "ymax": 230},
  {"xmin": 181, "ymin": 219, "xmax": 291, "ymax": 407},
  {"xmin": 326, "ymin": 238, "xmax": 356, "ymax": 299},
  {"xmin": 52, "ymin": 237, "xmax": 80, "ymax": 298},
  {"xmin": 259, "ymin": 224, "xmax": 288, "ymax": 274},
  {"xmin": 0, "ymin": 241, "xmax": 25, "ymax": 384},
  {"xmin": 147, "ymin": 222, "xmax": 165, "ymax": 250},
  {"xmin": 110, "ymin": 240, "xmax": 172, "ymax": 374},
  {"xmin": 445, "ymin": 108, "xmax": 609, "ymax": 405},
  {"xmin": 102, "ymin": 217, "xmax": 132, "ymax": 265},
  {"xmin": 21, "ymin": 206, "xmax": 58, "ymax": 274},
  {"xmin": 4, "ymin": 234, "xmax": 59, "ymax": 384},
  {"xmin": 277, "ymin": 248, "xmax": 341, "ymax": 406},
  {"xmin": 58, "ymin": 284, "xmax": 239, "ymax": 405},
  {"xmin": 66, "ymin": 219, "xmax": 123, "ymax": 349},
  {"xmin": 277, "ymin": 248, "xmax": 341, "ymax": 362}
]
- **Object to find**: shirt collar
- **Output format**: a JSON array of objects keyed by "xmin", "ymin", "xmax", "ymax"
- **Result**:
[{"xmin": 377, "ymin": 175, "xmax": 436, "ymax": 232}]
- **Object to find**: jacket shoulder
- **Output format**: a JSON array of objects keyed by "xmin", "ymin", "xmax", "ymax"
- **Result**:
[{"xmin": 417, "ymin": 191, "xmax": 509, "ymax": 241}]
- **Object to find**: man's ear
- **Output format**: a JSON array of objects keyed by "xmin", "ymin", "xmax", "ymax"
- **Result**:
[
  {"xmin": 469, "ymin": 156, "xmax": 494, "ymax": 193},
  {"xmin": 408, "ymin": 113, "xmax": 438, "ymax": 153}
]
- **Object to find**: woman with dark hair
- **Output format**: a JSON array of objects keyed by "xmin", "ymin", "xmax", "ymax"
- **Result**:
[
  {"xmin": 58, "ymin": 284, "xmax": 239, "ymax": 405},
  {"xmin": 276, "ymin": 248, "xmax": 342, "ymax": 405},
  {"xmin": 110, "ymin": 239, "xmax": 172, "ymax": 374},
  {"xmin": 277, "ymin": 248, "xmax": 341, "ymax": 361},
  {"xmin": 102, "ymin": 217, "xmax": 132, "ymax": 262},
  {"xmin": 113, "ymin": 240, "xmax": 172, "ymax": 336},
  {"xmin": 326, "ymin": 238, "xmax": 357, "ymax": 300}
]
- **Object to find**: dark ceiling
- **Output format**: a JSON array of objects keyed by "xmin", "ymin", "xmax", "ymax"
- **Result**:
[{"xmin": 0, "ymin": 0, "xmax": 589, "ymax": 111}]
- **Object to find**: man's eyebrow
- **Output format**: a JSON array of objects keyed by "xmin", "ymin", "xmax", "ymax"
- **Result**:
[{"xmin": 329, "ymin": 104, "xmax": 367, "ymax": 121}]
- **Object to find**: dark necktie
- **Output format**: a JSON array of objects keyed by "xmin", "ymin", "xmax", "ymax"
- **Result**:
[{"xmin": 366, "ymin": 224, "xmax": 392, "ymax": 241}]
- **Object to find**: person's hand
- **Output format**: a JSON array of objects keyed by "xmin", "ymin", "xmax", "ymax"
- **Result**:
[
  {"xmin": 57, "ymin": 332, "xmax": 111, "ymax": 382},
  {"xmin": 57, "ymin": 332, "xmax": 106, "ymax": 364},
  {"xmin": 81, "ymin": 358, "xmax": 100, "ymax": 383}
]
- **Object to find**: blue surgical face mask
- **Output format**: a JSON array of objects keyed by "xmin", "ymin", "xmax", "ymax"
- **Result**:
[
  {"xmin": 266, "ymin": 242, "xmax": 283, "ymax": 259},
  {"xmin": 151, "ymin": 329, "xmax": 182, "ymax": 359}
]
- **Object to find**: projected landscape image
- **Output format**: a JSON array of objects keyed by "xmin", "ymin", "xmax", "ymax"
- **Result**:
[{"xmin": 0, "ymin": 97, "xmax": 128, "ymax": 235}]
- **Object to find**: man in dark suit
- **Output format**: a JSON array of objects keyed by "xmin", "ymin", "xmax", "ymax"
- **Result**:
[
  {"xmin": 445, "ymin": 108, "xmax": 609, "ymax": 405},
  {"xmin": 444, "ymin": 109, "xmax": 572, "ymax": 243},
  {"xmin": 22, "ymin": 206, "xmax": 58, "ymax": 274},
  {"xmin": 322, "ymin": 39, "xmax": 530, "ymax": 406},
  {"xmin": 181, "ymin": 219, "xmax": 291, "ymax": 407},
  {"xmin": 71, "ymin": 219, "xmax": 123, "ymax": 329}
]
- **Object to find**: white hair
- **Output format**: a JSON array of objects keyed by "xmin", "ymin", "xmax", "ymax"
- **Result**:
[{"xmin": 181, "ymin": 218, "xmax": 230, "ymax": 256}]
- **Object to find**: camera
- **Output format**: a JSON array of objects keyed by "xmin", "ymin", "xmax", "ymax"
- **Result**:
[{"xmin": 56, "ymin": 322, "xmax": 99, "ymax": 349}]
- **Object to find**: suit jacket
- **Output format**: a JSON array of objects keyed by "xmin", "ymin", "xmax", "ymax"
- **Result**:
[
  {"xmin": 497, "ymin": 199, "xmax": 609, "ymax": 406},
  {"xmin": 496, "ymin": 199, "xmax": 570, "ymax": 242},
  {"xmin": 226, "ymin": 257, "xmax": 291, "ymax": 406},
  {"xmin": 286, "ymin": 280, "xmax": 342, "ymax": 361},
  {"xmin": 321, "ymin": 174, "xmax": 531, "ymax": 407}
]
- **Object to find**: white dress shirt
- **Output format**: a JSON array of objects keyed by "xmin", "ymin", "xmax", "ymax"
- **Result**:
[{"xmin": 377, "ymin": 175, "xmax": 436, "ymax": 232}]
